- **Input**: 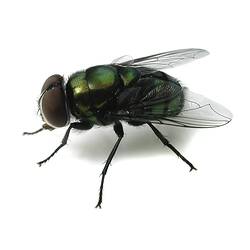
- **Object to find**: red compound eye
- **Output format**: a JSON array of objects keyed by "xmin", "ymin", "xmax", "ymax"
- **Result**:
[{"xmin": 40, "ymin": 74, "xmax": 69, "ymax": 128}]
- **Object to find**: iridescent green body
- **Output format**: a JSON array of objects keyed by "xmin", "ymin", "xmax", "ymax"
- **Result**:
[
  {"xmin": 66, "ymin": 65, "xmax": 184, "ymax": 127},
  {"xmin": 29, "ymin": 49, "xmax": 220, "ymax": 208}
]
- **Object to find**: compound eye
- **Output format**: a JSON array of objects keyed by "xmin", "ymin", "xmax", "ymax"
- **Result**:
[{"xmin": 40, "ymin": 74, "xmax": 69, "ymax": 128}]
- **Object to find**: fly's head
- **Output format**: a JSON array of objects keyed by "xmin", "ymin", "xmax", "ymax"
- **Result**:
[{"xmin": 38, "ymin": 74, "xmax": 70, "ymax": 129}]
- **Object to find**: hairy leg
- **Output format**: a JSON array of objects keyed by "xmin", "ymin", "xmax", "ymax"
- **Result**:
[
  {"xmin": 37, "ymin": 122, "xmax": 92, "ymax": 166},
  {"xmin": 148, "ymin": 123, "xmax": 197, "ymax": 171},
  {"xmin": 95, "ymin": 121, "xmax": 124, "ymax": 208}
]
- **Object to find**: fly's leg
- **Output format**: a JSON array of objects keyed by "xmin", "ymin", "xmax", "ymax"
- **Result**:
[
  {"xmin": 95, "ymin": 121, "xmax": 124, "ymax": 208},
  {"xmin": 37, "ymin": 122, "xmax": 92, "ymax": 166},
  {"xmin": 148, "ymin": 123, "xmax": 197, "ymax": 171}
]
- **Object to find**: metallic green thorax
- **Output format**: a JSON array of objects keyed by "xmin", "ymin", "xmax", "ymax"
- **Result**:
[
  {"xmin": 118, "ymin": 66, "xmax": 139, "ymax": 86},
  {"xmin": 66, "ymin": 65, "xmax": 139, "ymax": 122},
  {"xmin": 66, "ymin": 65, "xmax": 183, "ymax": 125}
]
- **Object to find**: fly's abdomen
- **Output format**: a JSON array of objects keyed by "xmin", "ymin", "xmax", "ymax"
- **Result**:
[
  {"xmin": 150, "ymin": 77, "xmax": 184, "ymax": 117},
  {"xmin": 133, "ymin": 74, "xmax": 184, "ymax": 117},
  {"xmin": 116, "ymin": 71, "xmax": 184, "ymax": 127}
]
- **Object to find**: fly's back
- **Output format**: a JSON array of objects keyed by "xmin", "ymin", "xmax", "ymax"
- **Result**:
[{"xmin": 66, "ymin": 65, "xmax": 122, "ymax": 120}]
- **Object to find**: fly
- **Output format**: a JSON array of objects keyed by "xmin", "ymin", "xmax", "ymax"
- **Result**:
[{"xmin": 24, "ymin": 48, "xmax": 232, "ymax": 208}]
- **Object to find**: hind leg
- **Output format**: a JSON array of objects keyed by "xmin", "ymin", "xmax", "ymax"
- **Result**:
[{"xmin": 148, "ymin": 123, "xmax": 197, "ymax": 171}]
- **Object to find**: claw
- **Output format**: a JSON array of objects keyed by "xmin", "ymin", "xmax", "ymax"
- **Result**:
[
  {"xmin": 37, "ymin": 159, "xmax": 47, "ymax": 167},
  {"xmin": 189, "ymin": 166, "xmax": 197, "ymax": 172},
  {"xmin": 95, "ymin": 203, "xmax": 102, "ymax": 209}
]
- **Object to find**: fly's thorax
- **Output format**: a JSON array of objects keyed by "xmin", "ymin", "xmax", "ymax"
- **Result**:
[
  {"xmin": 66, "ymin": 70, "xmax": 90, "ymax": 119},
  {"xmin": 116, "ymin": 66, "xmax": 140, "ymax": 87},
  {"xmin": 86, "ymin": 65, "xmax": 122, "ymax": 107},
  {"xmin": 66, "ymin": 65, "xmax": 122, "ymax": 124}
]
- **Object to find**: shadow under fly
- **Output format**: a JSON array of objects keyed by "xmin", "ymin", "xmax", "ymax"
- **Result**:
[{"xmin": 70, "ymin": 123, "xmax": 196, "ymax": 162}]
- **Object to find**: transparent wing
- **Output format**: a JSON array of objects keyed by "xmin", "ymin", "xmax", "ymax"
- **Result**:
[
  {"xmin": 112, "ymin": 48, "xmax": 209, "ymax": 70},
  {"xmin": 148, "ymin": 88, "xmax": 232, "ymax": 128},
  {"xmin": 112, "ymin": 55, "xmax": 134, "ymax": 64},
  {"xmin": 110, "ymin": 87, "xmax": 232, "ymax": 128}
]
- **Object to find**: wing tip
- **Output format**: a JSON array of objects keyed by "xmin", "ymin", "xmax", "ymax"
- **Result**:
[{"xmin": 194, "ymin": 48, "xmax": 210, "ymax": 58}]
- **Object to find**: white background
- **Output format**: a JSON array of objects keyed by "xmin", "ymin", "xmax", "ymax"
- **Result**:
[{"xmin": 0, "ymin": 0, "xmax": 249, "ymax": 249}]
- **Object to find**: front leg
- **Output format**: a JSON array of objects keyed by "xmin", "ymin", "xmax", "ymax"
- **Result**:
[
  {"xmin": 95, "ymin": 121, "xmax": 124, "ymax": 208},
  {"xmin": 37, "ymin": 122, "xmax": 92, "ymax": 166}
]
